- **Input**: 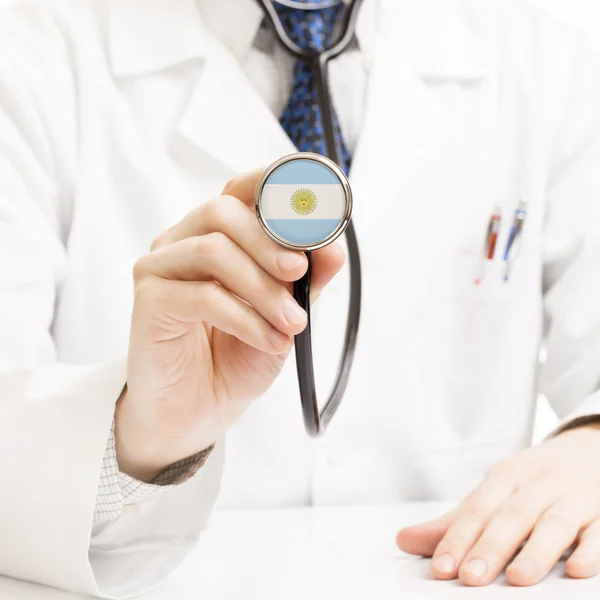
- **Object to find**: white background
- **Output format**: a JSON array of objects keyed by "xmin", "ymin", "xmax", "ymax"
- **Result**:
[{"xmin": 1, "ymin": 0, "xmax": 599, "ymax": 438}]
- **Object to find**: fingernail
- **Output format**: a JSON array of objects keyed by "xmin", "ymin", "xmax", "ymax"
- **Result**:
[
  {"xmin": 510, "ymin": 557, "xmax": 538, "ymax": 576},
  {"xmin": 463, "ymin": 559, "xmax": 488, "ymax": 579},
  {"xmin": 276, "ymin": 252, "xmax": 303, "ymax": 272},
  {"xmin": 267, "ymin": 329, "xmax": 291, "ymax": 351},
  {"xmin": 432, "ymin": 554, "xmax": 456, "ymax": 574},
  {"xmin": 282, "ymin": 298, "xmax": 307, "ymax": 325}
]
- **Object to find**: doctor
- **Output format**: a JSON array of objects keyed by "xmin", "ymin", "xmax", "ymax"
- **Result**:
[{"xmin": 2, "ymin": 0, "xmax": 600, "ymax": 596}]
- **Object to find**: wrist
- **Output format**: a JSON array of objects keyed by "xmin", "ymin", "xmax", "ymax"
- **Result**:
[
  {"xmin": 114, "ymin": 387, "xmax": 164, "ymax": 482},
  {"xmin": 114, "ymin": 386, "xmax": 216, "ymax": 482}
]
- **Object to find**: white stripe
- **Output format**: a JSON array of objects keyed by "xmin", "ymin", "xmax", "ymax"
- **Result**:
[{"xmin": 261, "ymin": 184, "xmax": 346, "ymax": 220}]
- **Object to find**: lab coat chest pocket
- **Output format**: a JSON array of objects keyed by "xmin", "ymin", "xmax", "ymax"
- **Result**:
[{"xmin": 426, "ymin": 251, "xmax": 542, "ymax": 450}]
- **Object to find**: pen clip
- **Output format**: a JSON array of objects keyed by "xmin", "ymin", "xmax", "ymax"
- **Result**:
[
  {"xmin": 503, "ymin": 199, "xmax": 527, "ymax": 282},
  {"xmin": 474, "ymin": 204, "xmax": 502, "ymax": 286}
]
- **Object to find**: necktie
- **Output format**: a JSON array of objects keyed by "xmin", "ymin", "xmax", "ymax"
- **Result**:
[{"xmin": 274, "ymin": 0, "xmax": 352, "ymax": 174}]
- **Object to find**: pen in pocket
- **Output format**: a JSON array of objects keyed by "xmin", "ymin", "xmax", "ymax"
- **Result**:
[
  {"xmin": 475, "ymin": 204, "xmax": 502, "ymax": 286},
  {"xmin": 503, "ymin": 199, "xmax": 527, "ymax": 282}
]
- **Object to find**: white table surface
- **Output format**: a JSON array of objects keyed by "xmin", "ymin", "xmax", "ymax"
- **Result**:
[{"xmin": 1, "ymin": 502, "xmax": 599, "ymax": 599}]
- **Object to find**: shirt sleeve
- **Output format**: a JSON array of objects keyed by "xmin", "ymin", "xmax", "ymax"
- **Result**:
[{"xmin": 95, "ymin": 423, "xmax": 215, "ymax": 525}]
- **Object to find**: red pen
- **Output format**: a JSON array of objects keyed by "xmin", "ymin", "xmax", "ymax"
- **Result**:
[{"xmin": 475, "ymin": 205, "xmax": 502, "ymax": 285}]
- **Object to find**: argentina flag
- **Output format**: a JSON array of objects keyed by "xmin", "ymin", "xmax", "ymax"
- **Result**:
[{"xmin": 259, "ymin": 158, "xmax": 349, "ymax": 248}]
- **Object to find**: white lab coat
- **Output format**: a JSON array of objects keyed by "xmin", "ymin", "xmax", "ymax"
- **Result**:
[{"xmin": 2, "ymin": 0, "xmax": 600, "ymax": 596}]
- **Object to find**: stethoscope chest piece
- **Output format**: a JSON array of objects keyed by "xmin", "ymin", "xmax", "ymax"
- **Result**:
[{"xmin": 255, "ymin": 152, "xmax": 352, "ymax": 252}]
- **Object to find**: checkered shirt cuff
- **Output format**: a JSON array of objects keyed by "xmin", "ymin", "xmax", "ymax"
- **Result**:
[{"xmin": 94, "ymin": 422, "xmax": 214, "ymax": 525}]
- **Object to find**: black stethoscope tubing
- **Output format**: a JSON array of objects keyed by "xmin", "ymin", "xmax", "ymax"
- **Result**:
[{"xmin": 256, "ymin": 0, "xmax": 364, "ymax": 437}]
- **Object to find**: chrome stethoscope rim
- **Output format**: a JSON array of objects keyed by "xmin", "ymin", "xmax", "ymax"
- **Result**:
[
  {"xmin": 254, "ymin": 152, "xmax": 353, "ymax": 252},
  {"xmin": 272, "ymin": 0, "xmax": 344, "ymax": 9}
]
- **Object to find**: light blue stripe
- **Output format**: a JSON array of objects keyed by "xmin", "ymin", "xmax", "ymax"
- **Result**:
[
  {"xmin": 266, "ymin": 159, "xmax": 340, "ymax": 185},
  {"xmin": 266, "ymin": 219, "xmax": 341, "ymax": 246}
]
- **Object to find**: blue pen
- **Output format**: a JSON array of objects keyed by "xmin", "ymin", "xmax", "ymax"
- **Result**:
[{"xmin": 503, "ymin": 200, "xmax": 527, "ymax": 282}]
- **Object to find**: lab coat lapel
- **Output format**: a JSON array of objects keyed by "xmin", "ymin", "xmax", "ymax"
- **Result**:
[
  {"xmin": 175, "ymin": 44, "xmax": 296, "ymax": 174},
  {"xmin": 109, "ymin": 0, "xmax": 295, "ymax": 175},
  {"xmin": 350, "ymin": 0, "xmax": 493, "ymax": 236}
]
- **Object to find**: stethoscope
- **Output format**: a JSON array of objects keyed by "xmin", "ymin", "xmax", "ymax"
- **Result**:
[{"xmin": 254, "ymin": 0, "xmax": 364, "ymax": 438}]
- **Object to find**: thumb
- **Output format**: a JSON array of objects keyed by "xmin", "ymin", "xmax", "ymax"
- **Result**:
[{"xmin": 396, "ymin": 511, "xmax": 455, "ymax": 557}]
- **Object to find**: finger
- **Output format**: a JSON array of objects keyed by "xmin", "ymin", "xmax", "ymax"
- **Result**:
[
  {"xmin": 162, "ymin": 194, "xmax": 308, "ymax": 282},
  {"xmin": 396, "ymin": 511, "xmax": 455, "ymax": 557},
  {"xmin": 135, "ymin": 277, "xmax": 293, "ymax": 355},
  {"xmin": 430, "ymin": 471, "xmax": 515, "ymax": 580},
  {"xmin": 566, "ymin": 518, "xmax": 600, "ymax": 579},
  {"xmin": 135, "ymin": 234, "xmax": 308, "ymax": 336},
  {"xmin": 459, "ymin": 482, "xmax": 560, "ymax": 586},
  {"xmin": 506, "ymin": 499, "xmax": 590, "ymax": 586}
]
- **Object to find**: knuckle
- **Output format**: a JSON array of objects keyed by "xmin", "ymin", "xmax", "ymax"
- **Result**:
[
  {"xmin": 251, "ymin": 229, "xmax": 275, "ymax": 260},
  {"xmin": 132, "ymin": 254, "xmax": 152, "ymax": 282},
  {"xmin": 149, "ymin": 235, "xmax": 163, "ymax": 252},
  {"xmin": 199, "ymin": 280, "xmax": 222, "ymax": 306},
  {"xmin": 205, "ymin": 230, "xmax": 230, "ymax": 254},
  {"xmin": 437, "ymin": 532, "xmax": 472, "ymax": 553},
  {"xmin": 133, "ymin": 276, "xmax": 160, "ymax": 306},
  {"xmin": 492, "ymin": 503, "xmax": 526, "ymax": 527},
  {"xmin": 254, "ymin": 224, "xmax": 276, "ymax": 250},
  {"xmin": 218, "ymin": 193, "xmax": 241, "ymax": 211},
  {"xmin": 203, "ymin": 195, "xmax": 239, "ymax": 227},
  {"xmin": 460, "ymin": 507, "xmax": 490, "ymax": 528},
  {"xmin": 221, "ymin": 178, "xmax": 239, "ymax": 197},
  {"xmin": 539, "ymin": 510, "xmax": 579, "ymax": 535},
  {"xmin": 186, "ymin": 232, "xmax": 229, "ymax": 257},
  {"xmin": 186, "ymin": 235, "xmax": 210, "ymax": 256},
  {"xmin": 202, "ymin": 198, "xmax": 225, "ymax": 227}
]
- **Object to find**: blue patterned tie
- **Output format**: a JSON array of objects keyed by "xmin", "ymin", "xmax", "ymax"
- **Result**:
[{"xmin": 274, "ymin": 0, "xmax": 352, "ymax": 174}]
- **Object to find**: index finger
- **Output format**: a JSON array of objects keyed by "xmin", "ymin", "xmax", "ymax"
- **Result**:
[{"xmin": 221, "ymin": 168, "xmax": 266, "ymax": 207}]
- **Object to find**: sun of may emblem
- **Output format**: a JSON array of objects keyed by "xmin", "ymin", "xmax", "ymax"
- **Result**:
[{"xmin": 290, "ymin": 188, "xmax": 318, "ymax": 216}]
